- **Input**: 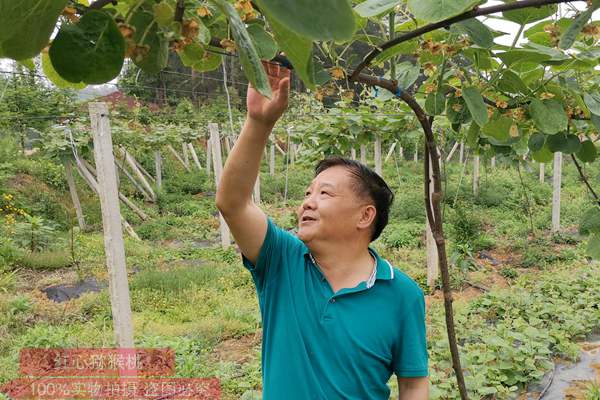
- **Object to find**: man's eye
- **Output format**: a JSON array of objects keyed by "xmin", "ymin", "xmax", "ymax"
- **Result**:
[
  {"xmin": 304, "ymin": 192, "xmax": 311, "ymax": 196},
  {"xmin": 321, "ymin": 191, "xmax": 330, "ymax": 195}
]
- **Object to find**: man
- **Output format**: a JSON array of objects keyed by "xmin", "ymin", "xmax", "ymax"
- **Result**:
[{"xmin": 215, "ymin": 62, "xmax": 429, "ymax": 399}]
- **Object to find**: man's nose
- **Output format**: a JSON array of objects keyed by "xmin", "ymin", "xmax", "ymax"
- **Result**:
[{"xmin": 301, "ymin": 194, "xmax": 316, "ymax": 210}]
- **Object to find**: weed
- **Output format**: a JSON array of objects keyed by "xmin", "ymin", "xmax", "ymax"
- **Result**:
[{"xmin": 17, "ymin": 250, "xmax": 72, "ymax": 270}]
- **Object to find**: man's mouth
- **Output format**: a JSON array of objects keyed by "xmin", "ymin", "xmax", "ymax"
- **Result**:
[{"xmin": 301, "ymin": 215, "xmax": 317, "ymax": 223}]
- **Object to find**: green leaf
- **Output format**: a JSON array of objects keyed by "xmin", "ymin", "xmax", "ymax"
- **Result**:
[
  {"xmin": 425, "ymin": 92, "xmax": 445, "ymax": 116},
  {"xmin": 254, "ymin": 0, "xmax": 355, "ymax": 41},
  {"xmin": 455, "ymin": 19, "xmax": 494, "ymax": 48},
  {"xmin": 546, "ymin": 133, "xmax": 581, "ymax": 154},
  {"xmin": 446, "ymin": 97, "xmax": 471, "ymax": 125},
  {"xmin": 212, "ymin": 0, "xmax": 271, "ymax": 98},
  {"xmin": 576, "ymin": 140, "xmax": 597, "ymax": 163},
  {"xmin": 41, "ymin": 52, "xmax": 86, "ymax": 89},
  {"xmin": 130, "ymin": 1, "xmax": 169, "ymax": 74},
  {"xmin": 528, "ymin": 133, "xmax": 545, "ymax": 152},
  {"xmin": 0, "ymin": 0, "xmax": 68, "ymax": 61},
  {"xmin": 531, "ymin": 144, "xmax": 553, "ymax": 163},
  {"xmin": 559, "ymin": 5, "xmax": 597, "ymax": 50},
  {"xmin": 407, "ymin": 0, "xmax": 481, "ymax": 23},
  {"xmin": 584, "ymin": 92, "xmax": 600, "ymax": 116},
  {"xmin": 153, "ymin": 1, "xmax": 175, "ymax": 28},
  {"xmin": 49, "ymin": 10, "xmax": 125, "ymax": 84},
  {"xmin": 496, "ymin": 49, "xmax": 552, "ymax": 67},
  {"xmin": 354, "ymin": 0, "xmax": 400, "ymax": 17},
  {"xmin": 528, "ymin": 99, "xmax": 568, "ymax": 135},
  {"xmin": 503, "ymin": 4, "xmax": 557, "ymax": 25},
  {"xmin": 580, "ymin": 207, "xmax": 600, "ymax": 235},
  {"xmin": 481, "ymin": 115, "xmax": 512, "ymax": 143},
  {"xmin": 247, "ymin": 23, "xmax": 278, "ymax": 61},
  {"xmin": 586, "ymin": 233, "xmax": 600, "ymax": 259},
  {"xmin": 497, "ymin": 70, "xmax": 530, "ymax": 95},
  {"xmin": 395, "ymin": 62, "xmax": 420, "ymax": 90},
  {"xmin": 264, "ymin": 12, "xmax": 316, "ymax": 90},
  {"xmin": 462, "ymin": 87, "xmax": 488, "ymax": 127},
  {"xmin": 179, "ymin": 43, "xmax": 223, "ymax": 72}
]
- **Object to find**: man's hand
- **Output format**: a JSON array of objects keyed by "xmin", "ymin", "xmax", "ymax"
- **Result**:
[{"xmin": 247, "ymin": 61, "xmax": 291, "ymax": 126}]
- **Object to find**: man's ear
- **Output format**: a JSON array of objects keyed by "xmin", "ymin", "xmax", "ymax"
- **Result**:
[{"xmin": 357, "ymin": 205, "xmax": 376, "ymax": 230}]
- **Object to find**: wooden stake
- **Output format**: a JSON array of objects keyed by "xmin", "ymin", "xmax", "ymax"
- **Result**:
[
  {"xmin": 269, "ymin": 140, "xmax": 275, "ymax": 176},
  {"xmin": 88, "ymin": 102, "xmax": 134, "ymax": 348},
  {"xmin": 115, "ymin": 159, "xmax": 153, "ymax": 201},
  {"xmin": 373, "ymin": 136, "xmax": 381, "ymax": 174},
  {"xmin": 491, "ymin": 156, "xmax": 496, "ymax": 169},
  {"xmin": 385, "ymin": 142, "xmax": 397, "ymax": 163},
  {"xmin": 155, "ymin": 151, "xmax": 162, "ymax": 189},
  {"xmin": 167, "ymin": 144, "xmax": 192, "ymax": 172},
  {"xmin": 130, "ymin": 153, "xmax": 155, "ymax": 183},
  {"xmin": 206, "ymin": 137, "xmax": 212, "ymax": 176},
  {"xmin": 64, "ymin": 160, "xmax": 87, "ymax": 232},
  {"xmin": 445, "ymin": 141, "xmax": 459, "ymax": 162},
  {"xmin": 77, "ymin": 158, "xmax": 150, "ymax": 223},
  {"xmin": 552, "ymin": 152, "xmax": 562, "ymax": 232},
  {"xmin": 118, "ymin": 147, "xmax": 156, "ymax": 202},
  {"xmin": 459, "ymin": 141, "xmax": 464, "ymax": 164},
  {"xmin": 473, "ymin": 155, "xmax": 480, "ymax": 197},
  {"xmin": 188, "ymin": 143, "xmax": 202, "ymax": 171},
  {"xmin": 350, "ymin": 147, "xmax": 356, "ymax": 160},
  {"xmin": 539, "ymin": 163, "xmax": 545, "ymax": 183},
  {"xmin": 209, "ymin": 123, "xmax": 231, "ymax": 248},
  {"xmin": 426, "ymin": 155, "xmax": 438, "ymax": 288},
  {"xmin": 360, "ymin": 144, "xmax": 367, "ymax": 164},
  {"xmin": 182, "ymin": 142, "xmax": 190, "ymax": 169},
  {"xmin": 414, "ymin": 140, "xmax": 418, "ymax": 162}
]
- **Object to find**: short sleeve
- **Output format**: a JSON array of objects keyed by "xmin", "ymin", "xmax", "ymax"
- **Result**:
[
  {"xmin": 241, "ymin": 217, "xmax": 300, "ymax": 294},
  {"xmin": 392, "ymin": 290, "xmax": 429, "ymax": 377}
]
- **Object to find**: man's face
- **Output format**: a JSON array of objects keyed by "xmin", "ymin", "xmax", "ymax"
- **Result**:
[{"xmin": 296, "ymin": 165, "xmax": 373, "ymax": 244}]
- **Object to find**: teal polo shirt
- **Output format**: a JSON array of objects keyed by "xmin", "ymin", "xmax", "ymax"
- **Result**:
[{"xmin": 242, "ymin": 217, "xmax": 428, "ymax": 400}]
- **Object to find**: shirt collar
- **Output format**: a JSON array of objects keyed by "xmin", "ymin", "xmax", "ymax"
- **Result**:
[{"xmin": 303, "ymin": 246, "xmax": 394, "ymax": 283}]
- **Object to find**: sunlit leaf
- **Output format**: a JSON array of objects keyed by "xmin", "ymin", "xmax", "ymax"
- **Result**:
[
  {"xmin": 0, "ymin": 0, "xmax": 68, "ymax": 61},
  {"xmin": 528, "ymin": 99, "xmax": 568, "ymax": 135},
  {"xmin": 354, "ymin": 0, "xmax": 400, "ymax": 17},
  {"xmin": 462, "ymin": 87, "xmax": 488, "ymax": 127},
  {"xmin": 407, "ymin": 0, "xmax": 482, "ymax": 23}
]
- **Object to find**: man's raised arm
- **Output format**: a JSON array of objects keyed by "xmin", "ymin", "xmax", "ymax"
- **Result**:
[{"xmin": 215, "ymin": 62, "xmax": 290, "ymax": 265}]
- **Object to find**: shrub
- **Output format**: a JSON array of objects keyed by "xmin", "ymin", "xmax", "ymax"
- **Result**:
[
  {"xmin": 164, "ymin": 171, "xmax": 210, "ymax": 195},
  {"xmin": 499, "ymin": 267, "xmax": 518, "ymax": 279},
  {"xmin": 448, "ymin": 204, "xmax": 481, "ymax": 247},
  {"xmin": 381, "ymin": 222, "xmax": 423, "ymax": 248},
  {"xmin": 13, "ymin": 215, "xmax": 56, "ymax": 252},
  {"xmin": 389, "ymin": 190, "xmax": 424, "ymax": 222}
]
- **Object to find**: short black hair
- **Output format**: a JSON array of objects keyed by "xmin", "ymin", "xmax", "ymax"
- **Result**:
[{"xmin": 314, "ymin": 157, "xmax": 394, "ymax": 242}]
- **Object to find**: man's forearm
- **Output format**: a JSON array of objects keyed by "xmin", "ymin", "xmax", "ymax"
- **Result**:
[
  {"xmin": 398, "ymin": 377, "xmax": 428, "ymax": 400},
  {"xmin": 215, "ymin": 117, "xmax": 274, "ymax": 211}
]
